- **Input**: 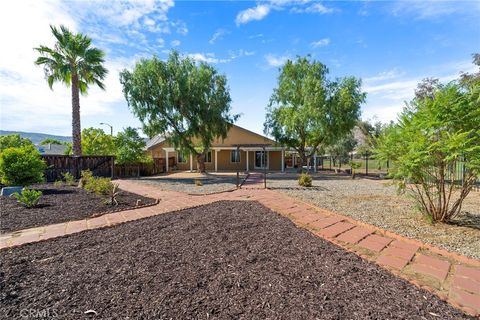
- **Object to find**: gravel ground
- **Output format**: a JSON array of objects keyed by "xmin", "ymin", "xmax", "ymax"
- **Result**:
[
  {"xmin": 137, "ymin": 173, "xmax": 246, "ymax": 194},
  {"xmin": 268, "ymin": 172, "xmax": 480, "ymax": 260},
  {"xmin": 0, "ymin": 201, "xmax": 472, "ymax": 319}
]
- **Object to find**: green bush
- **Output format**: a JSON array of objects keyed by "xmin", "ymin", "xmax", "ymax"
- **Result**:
[
  {"xmin": 0, "ymin": 146, "xmax": 46, "ymax": 186},
  {"xmin": 12, "ymin": 189, "xmax": 42, "ymax": 208},
  {"xmin": 79, "ymin": 170, "xmax": 94, "ymax": 188},
  {"xmin": 62, "ymin": 172, "xmax": 76, "ymax": 186},
  {"xmin": 298, "ymin": 173, "xmax": 312, "ymax": 187},
  {"xmin": 82, "ymin": 173, "xmax": 113, "ymax": 196}
]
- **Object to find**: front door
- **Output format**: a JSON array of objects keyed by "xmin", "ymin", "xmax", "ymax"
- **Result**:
[{"xmin": 255, "ymin": 151, "xmax": 267, "ymax": 169}]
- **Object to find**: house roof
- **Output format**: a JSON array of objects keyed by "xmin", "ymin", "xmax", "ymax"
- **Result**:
[
  {"xmin": 145, "ymin": 124, "xmax": 277, "ymax": 150},
  {"xmin": 37, "ymin": 144, "xmax": 68, "ymax": 155}
]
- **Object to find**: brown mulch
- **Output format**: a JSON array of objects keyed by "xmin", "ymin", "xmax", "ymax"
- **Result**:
[
  {"xmin": 0, "ymin": 201, "xmax": 472, "ymax": 319},
  {"xmin": 0, "ymin": 184, "xmax": 156, "ymax": 233}
]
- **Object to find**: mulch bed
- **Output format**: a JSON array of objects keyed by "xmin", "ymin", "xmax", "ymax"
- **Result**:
[
  {"xmin": 0, "ymin": 201, "xmax": 473, "ymax": 319},
  {"xmin": 0, "ymin": 184, "xmax": 156, "ymax": 233}
]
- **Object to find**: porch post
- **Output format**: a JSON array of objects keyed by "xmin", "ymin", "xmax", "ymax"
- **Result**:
[
  {"xmin": 246, "ymin": 150, "xmax": 249, "ymax": 172},
  {"xmin": 190, "ymin": 153, "xmax": 193, "ymax": 172},
  {"xmin": 215, "ymin": 150, "xmax": 218, "ymax": 172},
  {"xmin": 165, "ymin": 150, "xmax": 169, "ymax": 172},
  {"xmin": 314, "ymin": 153, "xmax": 317, "ymax": 173},
  {"xmin": 281, "ymin": 148, "xmax": 285, "ymax": 172}
]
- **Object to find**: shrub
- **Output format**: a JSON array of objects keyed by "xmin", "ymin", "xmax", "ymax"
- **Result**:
[
  {"xmin": 62, "ymin": 172, "xmax": 76, "ymax": 186},
  {"xmin": 54, "ymin": 180, "xmax": 64, "ymax": 187},
  {"xmin": 12, "ymin": 189, "xmax": 42, "ymax": 208},
  {"xmin": 298, "ymin": 173, "xmax": 312, "ymax": 187},
  {"xmin": 83, "ymin": 174, "xmax": 113, "ymax": 196},
  {"xmin": 79, "ymin": 170, "xmax": 94, "ymax": 188},
  {"xmin": 0, "ymin": 134, "xmax": 34, "ymax": 152},
  {"xmin": 0, "ymin": 146, "xmax": 46, "ymax": 186},
  {"xmin": 349, "ymin": 161, "xmax": 362, "ymax": 179}
]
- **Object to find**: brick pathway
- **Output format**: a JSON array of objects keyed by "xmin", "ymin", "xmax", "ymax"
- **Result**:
[{"xmin": 1, "ymin": 179, "xmax": 479, "ymax": 316}]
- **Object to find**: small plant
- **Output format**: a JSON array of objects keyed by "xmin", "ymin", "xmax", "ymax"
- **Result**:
[
  {"xmin": 12, "ymin": 189, "xmax": 42, "ymax": 208},
  {"xmin": 54, "ymin": 180, "xmax": 64, "ymax": 187},
  {"xmin": 79, "ymin": 170, "xmax": 94, "ymax": 189},
  {"xmin": 85, "ymin": 177, "xmax": 113, "ymax": 196},
  {"xmin": 62, "ymin": 172, "xmax": 76, "ymax": 186},
  {"xmin": 349, "ymin": 161, "xmax": 362, "ymax": 179},
  {"xmin": 105, "ymin": 183, "xmax": 121, "ymax": 206},
  {"xmin": 194, "ymin": 179, "xmax": 203, "ymax": 186},
  {"xmin": 298, "ymin": 173, "xmax": 312, "ymax": 187}
]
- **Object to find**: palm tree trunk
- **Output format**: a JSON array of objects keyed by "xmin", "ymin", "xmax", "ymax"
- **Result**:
[{"xmin": 71, "ymin": 74, "xmax": 82, "ymax": 156}]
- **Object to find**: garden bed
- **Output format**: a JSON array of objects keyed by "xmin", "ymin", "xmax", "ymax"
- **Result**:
[
  {"xmin": 0, "ymin": 184, "xmax": 156, "ymax": 233},
  {"xmin": 268, "ymin": 172, "xmax": 480, "ymax": 260},
  {"xmin": 0, "ymin": 201, "xmax": 472, "ymax": 319}
]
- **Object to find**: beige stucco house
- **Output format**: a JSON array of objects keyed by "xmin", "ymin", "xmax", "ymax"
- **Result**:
[{"xmin": 145, "ymin": 124, "xmax": 286, "ymax": 172}]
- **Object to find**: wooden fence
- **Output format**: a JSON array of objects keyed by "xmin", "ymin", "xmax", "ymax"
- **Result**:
[
  {"xmin": 42, "ymin": 156, "xmax": 177, "ymax": 181},
  {"xmin": 42, "ymin": 155, "xmax": 115, "ymax": 182},
  {"xmin": 114, "ymin": 157, "xmax": 176, "ymax": 178}
]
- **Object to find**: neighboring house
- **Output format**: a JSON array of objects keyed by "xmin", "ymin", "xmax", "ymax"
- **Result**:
[
  {"xmin": 145, "ymin": 124, "xmax": 286, "ymax": 172},
  {"xmin": 37, "ymin": 143, "xmax": 68, "ymax": 155}
]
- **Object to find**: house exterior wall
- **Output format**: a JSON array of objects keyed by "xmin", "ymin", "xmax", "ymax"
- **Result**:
[{"xmin": 145, "ymin": 125, "xmax": 283, "ymax": 172}]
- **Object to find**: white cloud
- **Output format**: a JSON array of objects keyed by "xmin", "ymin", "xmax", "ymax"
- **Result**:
[
  {"xmin": 170, "ymin": 39, "xmax": 181, "ymax": 47},
  {"xmin": 362, "ymin": 61, "xmax": 477, "ymax": 123},
  {"xmin": 389, "ymin": 0, "xmax": 480, "ymax": 19},
  {"xmin": 310, "ymin": 38, "xmax": 330, "ymax": 48},
  {"xmin": 228, "ymin": 49, "xmax": 255, "ymax": 60},
  {"xmin": 209, "ymin": 28, "xmax": 229, "ymax": 44},
  {"xmin": 187, "ymin": 53, "xmax": 229, "ymax": 64},
  {"xmin": 291, "ymin": 3, "xmax": 335, "ymax": 14},
  {"xmin": 236, "ymin": 5, "xmax": 271, "ymax": 25},
  {"xmin": 265, "ymin": 54, "xmax": 290, "ymax": 67}
]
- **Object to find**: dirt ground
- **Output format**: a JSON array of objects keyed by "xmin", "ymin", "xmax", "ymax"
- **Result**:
[
  {"xmin": 0, "ymin": 184, "xmax": 156, "ymax": 233},
  {"xmin": 0, "ymin": 201, "xmax": 472, "ymax": 319}
]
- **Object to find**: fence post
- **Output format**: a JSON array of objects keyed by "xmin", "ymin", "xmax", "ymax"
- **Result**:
[
  {"xmin": 111, "ymin": 156, "xmax": 115, "ymax": 179},
  {"xmin": 365, "ymin": 152, "xmax": 369, "ymax": 176}
]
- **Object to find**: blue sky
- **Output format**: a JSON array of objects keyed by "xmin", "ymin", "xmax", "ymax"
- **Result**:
[{"xmin": 0, "ymin": 0, "xmax": 479, "ymax": 137}]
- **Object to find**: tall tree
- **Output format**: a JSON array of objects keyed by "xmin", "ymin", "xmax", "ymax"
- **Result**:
[
  {"xmin": 264, "ymin": 56, "xmax": 365, "ymax": 171},
  {"xmin": 34, "ymin": 25, "xmax": 108, "ymax": 156},
  {"xmin": 120, "ymin": 51, "xmax": 238, "ymax": 172},
  {"xmin": 115, "ymin": 127, "xmax": 147, "ymax": 164}
]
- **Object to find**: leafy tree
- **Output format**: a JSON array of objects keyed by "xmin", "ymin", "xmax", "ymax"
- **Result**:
[
  {"xmin": 120, "ymin": 51, "xmax": 238, "ymax": 172},
  {"xmin": 34, "ymin": 25, "xmax": 108, "ymax": 156},
  {"xmin": 355, "ymin": 120, "xmax": 385, "ymax": 156},
  {"xmin": 0, "ymin": 134, "xmax": 34, "ymax": 152},
  {"xmin": 326, "ymin": 133, "xmax": 357, "ymax": 167},
  {"xmin": 81, "ymin": 128, "xmax": 115, "ymax": 156},
  {"xmin": 0, "ymin": 146, "xmax": 46, "ymax": 186},
  {"xmin": 115, "ymin": 127, "xmax": 147, "ymax": 164},
  {"xmin": 40, "ymin": 138, "xmax": 66, "ymax": 145},
  {"xmin": 375, "ymin": 79, "xmax": 480, "ymax": 223},
  {"xmin": 264, "ymin": 56, "xmax": 365, "ymax": 171}
]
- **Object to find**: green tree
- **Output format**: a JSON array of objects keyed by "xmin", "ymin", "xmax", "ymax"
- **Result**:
[
  {"xmin": 115, "ymin": 127, "xmax": 147, "ymax": 164},
  {"xmin": 375, "ymin": 80, "xmax": 480, "ymax": 223},
  {"xmin": 81, "ymin": 128, "xmax": 116, "ymax": 156},
  {"xmin": 326, "ymin": 133, "xmax": 357, "ymax": 167},
  {"xmin": 39, "ymin": 138, "xmax": 66, "ymax": 145},
  {"xmin": 120, "ymin": 51, "xmax": 238, "ymax": 172},
  {"xmin": 34, "ymin": 25, "xmax": 108, "ymax": 156},
  {"xmin": 264, "ymin": 56, "xmax": 366, "ymax": 172},
  {"xmin": 0, "ymin": 146, "xmax": 46, "ymax": 186},
  {"xmin": 0, "ymin": 134, "xmax": 34, "ymax": 152}
]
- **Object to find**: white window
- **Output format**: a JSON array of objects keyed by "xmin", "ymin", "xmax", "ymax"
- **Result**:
[{"xmin": 230, "ymin": 150, "xmax": 241, "ymax": 163}]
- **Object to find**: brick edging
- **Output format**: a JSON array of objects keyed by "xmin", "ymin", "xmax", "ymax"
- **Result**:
[{"xmin": 276, "ymin": 190, "xmax": 480, "ymax": 267}]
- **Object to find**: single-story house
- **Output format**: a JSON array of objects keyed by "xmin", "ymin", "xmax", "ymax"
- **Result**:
[{"xmin": 145, "ymin": 124, "xmax": 287, "ymax": 172}]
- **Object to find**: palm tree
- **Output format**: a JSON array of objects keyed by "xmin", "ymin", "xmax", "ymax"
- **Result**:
[{"xmin": 34, "ymin": 25, "xmax": 108, "ymax": 156}]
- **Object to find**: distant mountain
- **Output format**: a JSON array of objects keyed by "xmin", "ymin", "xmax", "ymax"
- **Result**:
[{"xmin": 0, "ymin": 130, "xmax": 71, "ymax": 145}]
